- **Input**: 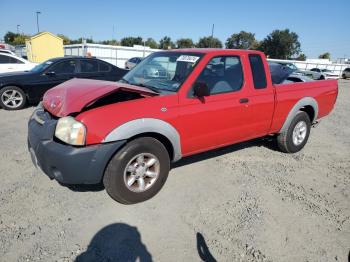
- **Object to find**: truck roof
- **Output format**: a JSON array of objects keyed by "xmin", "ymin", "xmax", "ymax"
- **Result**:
[{"xmin": 168, "ymin": 48, "xmax": 264, "ymax": 55}]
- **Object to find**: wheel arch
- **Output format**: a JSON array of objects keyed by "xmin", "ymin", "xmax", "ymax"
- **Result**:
[
  {"xmin": 279, "ymin": 97, "xmax": 318, "ymax": 134},
  {"xmin": 103, "ymin": 118, "xmax": 182, "ymax": 162}
]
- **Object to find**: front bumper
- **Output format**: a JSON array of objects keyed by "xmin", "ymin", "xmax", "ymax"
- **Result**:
[{"xmin": 27, "ymin": 107, "xmax": 126, "ymax": 185}]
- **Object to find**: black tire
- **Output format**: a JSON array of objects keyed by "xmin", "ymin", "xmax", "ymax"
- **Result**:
[
  {"xmin": 319, "ymin": 75, "xmax": 325, "ymax": 80},
  {"xmin": 277, "ymin": 111, "xmax": 311, "ymax": 153},
  {"xmin": 103, "ymin": 137, "xmax": 170, "ymax": 204},
  {"xmin": 342, "ymin": 74, "xmax": 347, "ymax": 79},
  {"xmin": 0, "ymin": 86, "xmax": 27, "ymax": 110}
]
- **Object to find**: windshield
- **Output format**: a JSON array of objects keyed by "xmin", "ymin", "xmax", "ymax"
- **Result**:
[
  {"xmin": 30, "ymin": 60, "xmax": 54, "ymax": 72},
  {"xmin": 120, "ymin": 52, "xmax": 203, "ymax": 92}
]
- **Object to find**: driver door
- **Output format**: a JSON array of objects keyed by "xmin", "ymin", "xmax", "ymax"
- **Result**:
[{"xmin": 177, "ymin": 55, "xmax": 254, "ymax": 156}]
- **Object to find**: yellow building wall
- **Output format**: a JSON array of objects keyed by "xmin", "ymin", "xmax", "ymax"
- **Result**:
[{"xmin": 26, "ymin": 33, "xmax": 64, "ymax": 63}]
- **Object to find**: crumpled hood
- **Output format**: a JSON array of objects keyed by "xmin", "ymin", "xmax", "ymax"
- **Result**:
[{"xmin": 42, "ymin": 78, "xmax": 158, "ymax": 117}]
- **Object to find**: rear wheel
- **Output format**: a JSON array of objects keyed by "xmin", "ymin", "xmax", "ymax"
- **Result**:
[
  {"xmin": 343, "ymin": 74, "xmax": 347, "ymax": 79},
  {"xmin": 103, "ymin": 137, "xmax": 170, "ymax": 204},
  {"xmin": 0, "ymin": 86, "xmax": 27, "ymax": 110},
  {"xmin": 277, "ymin": 111, "xmax": 311, "ymax": 153}
]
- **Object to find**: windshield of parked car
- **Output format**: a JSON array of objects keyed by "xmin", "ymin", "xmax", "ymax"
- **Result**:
[
  {"xmin": 30, "ymin": 60, "xmax": 54, "ymax": 72},
  {"xmin": 120, "ymin": 52, "xmax": 203, "ymax": 92}
]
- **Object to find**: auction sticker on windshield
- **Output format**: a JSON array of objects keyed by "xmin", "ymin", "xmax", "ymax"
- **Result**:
[{"xmin": 176, "ymin": 55, "xmax": 200, "ymax": 63}]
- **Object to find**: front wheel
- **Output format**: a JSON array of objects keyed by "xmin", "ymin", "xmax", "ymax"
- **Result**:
[
  {"xmin": 277, "ymin": 111, "xmax": 311, "ymax": 153},
  {"xmin": 0, "ymin": 86, "xmax": 27, "ymax": 110},
  {"xmin": 342, "ymin": 74, "xmax": 347, "ymax": 79},
  {"xmin": 103, "ymin": 137, "xmax": 170, "ymax": 204}
]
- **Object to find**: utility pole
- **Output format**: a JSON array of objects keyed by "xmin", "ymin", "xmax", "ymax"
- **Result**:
[
  {"xmin": 210, "ymin": 24, "xmax": 214, "ymax": 48},
  {"xmin": 36, "ymin": 11, "xmax": 41, "ymax": 33},
  {"xmin": 17, "ymin": 25, "xmax": 20, "ymax": 34}
]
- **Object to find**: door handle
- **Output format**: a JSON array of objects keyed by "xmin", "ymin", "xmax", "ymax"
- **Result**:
[{"xmin": 239, "ymin": 98, "xmax": 249, "ymax": 104}]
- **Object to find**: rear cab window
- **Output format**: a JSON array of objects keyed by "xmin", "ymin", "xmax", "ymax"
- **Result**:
[{"xmin": 249, "ymin": 54, "xmax": 267, "ymax": 89}]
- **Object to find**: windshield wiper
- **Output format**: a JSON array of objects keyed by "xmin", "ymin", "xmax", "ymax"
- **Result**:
[{"xmin": 136, "ymin": 83, "xmax": 160, "ymax": 93}]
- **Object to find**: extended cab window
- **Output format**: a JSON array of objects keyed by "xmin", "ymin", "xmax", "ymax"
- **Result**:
[
  {"xmin": 249, "ymin": 54, "xmax": 267, "ymax": 89},
  {"xmin": 50, "ymin": 60, "xmax": 77, "ymax": 74},
  {"xmin": 195, "ymin": 56, "xmax": 243, "ymax": 95}
]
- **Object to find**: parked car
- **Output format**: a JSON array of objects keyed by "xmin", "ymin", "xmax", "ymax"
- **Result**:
[
  {"xmin": 28, "ymin": 49, "xmax": 338, "ymax": 204},
  {"xmin": 310, "ymin": 68, "xmax": 339, "ymax": 80},
  {"xmin": 283, "ymin": 75, "xmax": 313, "ymax": 84},
  {"xmin": 125, "ymin": 57, "xmax": 142, "ymax": 69},
  {"xmin": 342, "ymin": 68, "xmax": 350, "ymax": 79},
  {"xmin": 0, "ymin": 53, "xmax": 37, "ymax": 74},
  {"xmin": 0, "ymin": 57, "xmax": 127, "ymax": 110}
]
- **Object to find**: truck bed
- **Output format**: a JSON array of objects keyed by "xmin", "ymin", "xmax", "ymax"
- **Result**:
[{"xmin": 270, "ymin": 79, "xmax": 338, "ymax": 133}]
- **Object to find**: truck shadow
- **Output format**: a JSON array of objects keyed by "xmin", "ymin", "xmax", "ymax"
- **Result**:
[
  {"xmin": 196, "ymin": 232, "xmax": 217, "ymax": 262},
  {"xmin": 172, "ymin": 136, "xmax": 278, "ymax": 169},
  {"xmin": 75, "ymin": 223, "xmax": 152, "ymax": 262}
]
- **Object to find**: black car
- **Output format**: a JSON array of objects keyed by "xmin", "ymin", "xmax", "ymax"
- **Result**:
[{"xmin": 0, "ymin": 57, "xmax": 128, "ymax": 110}]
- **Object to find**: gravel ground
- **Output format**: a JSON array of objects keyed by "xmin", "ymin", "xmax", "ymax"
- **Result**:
[{"xmin": 0, "ymin": 80, "xmax": 349, "ymax": 262}]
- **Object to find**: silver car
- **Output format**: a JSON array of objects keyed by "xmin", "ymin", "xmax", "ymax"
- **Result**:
[
  {"xmin": 125, "ymin": 57, "xmax": 142, "ymax": 69},
  {"xmin": 309, "ymin": 68, "xmax": 339, "ymax": 80},
  {"xmin": 342, "ymin": 68, "xmax": 350, "ymax": 79}
]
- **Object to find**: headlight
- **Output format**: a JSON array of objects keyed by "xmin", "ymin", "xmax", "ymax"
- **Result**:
[{"xmin": 55, "ymin": 116, "xmax": 86, "ymax": 146}]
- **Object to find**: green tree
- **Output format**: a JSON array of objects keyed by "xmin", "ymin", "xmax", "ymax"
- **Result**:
[
  {"xmin": 318, "ymin": 52, "xmax": 331, "ymax": 60},
  {"xmin": 4, "ymin": 31, "xmax": 18, "ymax": 44},
  {"xmin": 295, "ymin": 53, "xmax": 307, "ymax": 61},
  {"xmin": 159, "ymin": 36, "xmax": 175, "ymax": 49},
  {"xmin": 57, "ymin": 34, "xmax": 71, "ymax": 45},
  {"xmin": 196, "ymin": 36, "xmax": 223, "ymax": 48},
  {"xmin": 12, "ymin": 35, "xmax": 29, "ymax": 45},
  {"xmin": 120, "ymin": 36, "xmax": 143, "ymax": 47},
  {"xmin": 4, "ymin": 31, "xmax": 30, "ymax": 45},
  {"xmin": 100, "ymin": 39, "xmax": 119, "ymax": 45},
  {"xmin": 145, "ymin": 38, "xmax": 158, "ymax": 49},
  {"xmin": 225, "ymin": 31, "xmax": 258, "ymax": 49},
  {"xmin": 176, "ymin": 38, "xmax": 194, "ymax": 48},
  {"xmin": 259, "ymin": 29, "xmax": 301, "ymax": 59}
]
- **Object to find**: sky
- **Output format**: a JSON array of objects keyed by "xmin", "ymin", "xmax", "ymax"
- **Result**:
[{"xmin": 0, "ymin": 0, "xmax": 349, "ymax": 60}]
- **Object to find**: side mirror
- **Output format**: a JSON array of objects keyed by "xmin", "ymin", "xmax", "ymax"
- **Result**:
[
  {"xmin": 45, "ymin": 71, "xmax": 56, "ymax": 77},
  {"xmin": 193, "ymin": 82, "xmax": 210, "ymax": 97}
]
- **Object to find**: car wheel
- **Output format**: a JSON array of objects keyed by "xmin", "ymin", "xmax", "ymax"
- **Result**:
[
  {"xmin": 0, "ymin": 86, "xmax": 27, "ymax": 110},
  {"xmin": 103, "ymin": 137, "xmax": 170, "ymax": 204},
  {"xmin": 319, "ymin": 75, "xmax": 325, "ymax": 80},
  {"xmin": 277, "ymin": 111, "xmax": 311, "ymax": 153},
  {"xmin": 342, "ymin": 74, "xmax": 346, "ymax": 79}
]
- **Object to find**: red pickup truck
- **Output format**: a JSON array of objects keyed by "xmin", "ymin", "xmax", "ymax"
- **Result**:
[{"xmin": 28, "ymin": 49, "xmax": 338, "ymax": 204}]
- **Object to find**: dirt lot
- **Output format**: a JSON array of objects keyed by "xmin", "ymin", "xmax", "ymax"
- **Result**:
[{"xmin": 0, "ymin": 80, "xmax": 349, "ymax": 262}]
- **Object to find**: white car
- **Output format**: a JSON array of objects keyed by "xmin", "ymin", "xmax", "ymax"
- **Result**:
[
  {"xmin": 0, "ymin": 53, "xmax": 36, "ymax": 74},
  {"xmin": 310, "ymin": 68, "xmax": 339, "ymax": 80}
]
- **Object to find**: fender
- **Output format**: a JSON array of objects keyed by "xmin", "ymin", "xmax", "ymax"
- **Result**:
[
  {"xmin": 102, "ymin": 118, "xmax": 182, "ymax": 162},
  {"xmin": 279, "ymin": 97, "xmax": 318, "ymax": 133}
]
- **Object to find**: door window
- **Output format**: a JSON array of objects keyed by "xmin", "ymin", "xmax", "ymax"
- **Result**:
[
  {"xmin": 194, "ymin": 56, "xmax": 243, "ymax": 95},
  {"xmin": 8, "ymin": 57, "xmax": 24, "ymax": 64},
  {"xmin": 50, "ymin": 60, "xmax": 77, "ymax": 74},
  {"xmin": 80, "ymin": 60, "xmax": 98, "ymax": 73},
  {"xmin": 99, "ymin": 61, "xmax": 111, "ymax": 72},
  {"xmin": 0, "ymin": 55, "xmax": 10, "ymax": 63}
]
